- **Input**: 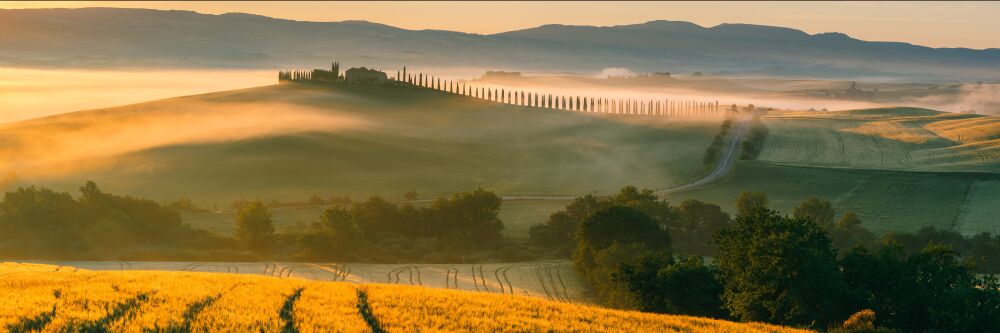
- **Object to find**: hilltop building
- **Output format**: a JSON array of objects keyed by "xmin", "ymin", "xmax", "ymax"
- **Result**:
[
  {"xmin": 311, "ymin": 62, "xmax": 342, "ymax": 81},
  {"xmin": 345, "ymin": 67, "xmax": 388, "ymax": 84},
  {"xmin": 841, "ymin": 81, "xmax": 876, "ymax": 99},
  {"xmin": 809, "ymin": 81, "xmax": 878, "ymax": 100}
]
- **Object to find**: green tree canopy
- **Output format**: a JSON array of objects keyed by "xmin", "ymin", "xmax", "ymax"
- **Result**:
[
  {"xmin": 793, "ymin": 197, "xmax": 836, "ymax": 229},
  {"xmin": 235, "ymin": 201, "xmax": 274, "ymax": 254},
  {"xmin": 734, "ymin": 191, "xmax": 768, "ymax": 218},
  {"xmin": 714, "ymin": 208, "xmax": 853, "ymax": 327}
]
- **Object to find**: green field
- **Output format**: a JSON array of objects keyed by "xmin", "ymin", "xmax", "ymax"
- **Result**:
[
  {"xmin": 1, "ymin": 83, "xmax": 719, "ymax": 206},
  {"xmin": 758, "ymin": 108, "xmax": 1000, "ymax": 171},
  {"xmin": 666, "ymin": 161, "xmax": 1000, "ymax": 235}
]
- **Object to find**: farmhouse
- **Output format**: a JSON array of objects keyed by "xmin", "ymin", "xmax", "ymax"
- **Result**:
[{"xmin": 345, "ymin": 67, "xmax": 388, "ymax": 84}]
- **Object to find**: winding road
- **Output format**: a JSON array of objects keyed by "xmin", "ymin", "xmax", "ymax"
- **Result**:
[{"xmin": 657, "ymin": 115, "xmax": 749, "ymax": 195}]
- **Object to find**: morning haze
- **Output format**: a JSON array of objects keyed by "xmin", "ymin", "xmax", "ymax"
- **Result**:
[{"xmin": 0, "ymin": 2, "xmax": 998, "ymax": 332}]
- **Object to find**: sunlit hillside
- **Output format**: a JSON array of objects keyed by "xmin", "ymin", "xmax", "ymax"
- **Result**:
[
  {"xmin": 760, "ymin": 107, "xmax": 1000, "ymax": 171},
  {"xmin": 0, "ymin": 263, "xmax": 811, "ymax": 332},
  {"xmin": 0, "ymin": 82, "xmax": 720, "ymax": 205},
  {"xmin": 668, "ymin": 107, "xmax": 1000, "ymax": 234}
]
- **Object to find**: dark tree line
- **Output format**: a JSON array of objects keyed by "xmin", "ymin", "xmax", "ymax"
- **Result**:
[
  {"xmin": 0, "ymin": 182, "xmax": 235, "ymax": 260},
  {"xmin": 0, "ymin": 183, "xmax": 517, "ymax": 263},
  {"xmin": 538, "ymin": 186, "xmax": 1000, "ymax": 332},
  {"xmin": 222, "ymin": 188, "xmax": 509, "ymax": 263}
]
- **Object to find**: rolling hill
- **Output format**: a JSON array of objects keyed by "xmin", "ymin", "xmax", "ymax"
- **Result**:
[
  {"xmin": 2, "ymin": 8, "xmax": 998, "ymax": 80},
  {"xmin": 0, "ymin": 262, "xmax": 811, "ymax": 332},
  {"xmin": 667, "ymin": 107, "xmax": 1000, "ymax": 235},
  {"xmin": 0, "ymin": 81, "xmax": 720, "ymax": 207}
]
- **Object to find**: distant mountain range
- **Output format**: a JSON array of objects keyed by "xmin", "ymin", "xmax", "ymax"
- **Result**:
[{"xmin": 2, "ymin": 7, "xmax": 998, "ymax": 81}]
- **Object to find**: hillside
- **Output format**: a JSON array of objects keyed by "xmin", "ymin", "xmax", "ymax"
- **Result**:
[
  {"xmin": 2, "ymin": 8, "xmax": 999, "ymax": 80},
  {"xmin": 759, "ymin": 107, "xmax": 1000, "ymax": 171},
  {"xmin": 0, "ymin": 263, "xmax": 810, "ymax": 332},
  {"xmin": 0, "ymin": 82, "xmax": 719, "ymax": 206},
  {"xmin": 667, "ymin": 107, "xmax": 1000, "ymax": 235}
]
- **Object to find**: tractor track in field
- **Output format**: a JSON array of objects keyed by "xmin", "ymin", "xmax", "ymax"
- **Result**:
[{"xmin": 74, "ymin": 292, "xmax": 152, "ymax": 332}]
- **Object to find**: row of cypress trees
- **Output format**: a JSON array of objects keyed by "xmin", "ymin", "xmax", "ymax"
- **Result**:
[
  {"xmin": 395, "ymin": 67, "xmax": 722, "ymax": 116},
  {"xmin": 279, "ymin": 65, "xmax": 725, "ymax": 116}
]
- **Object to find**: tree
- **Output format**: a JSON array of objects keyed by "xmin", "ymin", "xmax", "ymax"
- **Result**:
[
  {"xmin": 714, "ymin": 208, "xmax": 853, "ymax": 327},
  {"xmin": 297, "ymin": 206, "xmax": 364, "ymax": 259},
  {"xmin": 672, "ymin": 199, "xmax": 730, "ymax": 254},
  {"xmin": 235, "ymin": 201, "xmax": 275, "ymax": 254},
  {"xmin": 614, "ymin": 254, "xmax": 726, "ymax": 317},
  {"xmin": 574, "ymin": 205, "xmax": 670, "ymax": 280},
  {"xmin": 350, "ymin": 196, "xmax": 402, "ymax": 237},
  {"xmin": 431, "ymin": 188, "xmax": 503, "ymax": 246},
  {"xmin": 529, "ymin": 195, "xmax": 602, "ymax": 254},
  {"xmin": 841, "ymin": 244, "xmax": 1000, "ymax": 331},
  {"xmin": 577, "ymin": 206, "xmax": 670, "ymax": 254},
  {"xmin": 830, "ymin": 211, "xmax": 876, "ymax": 251},
  {"xmin": 734, "ymin": 191, "xmax": 768, "ymax": 218},
  {"xmin": 607, "ymin": 186, "xmax": 676, "ymax": 225},
  {"xmin": 793, "ymin": 197, "xmax": 836, "ymax": 229}
]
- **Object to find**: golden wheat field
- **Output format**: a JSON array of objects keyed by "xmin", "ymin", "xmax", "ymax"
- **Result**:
[{"xmin": 0, "ymin": 262, "xmax": 811, "ymax": 332}]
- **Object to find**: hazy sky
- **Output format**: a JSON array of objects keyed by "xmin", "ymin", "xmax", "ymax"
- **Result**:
[{"xmin": 2, "ymin": 1, "xmax": 998, "ymax": 49}]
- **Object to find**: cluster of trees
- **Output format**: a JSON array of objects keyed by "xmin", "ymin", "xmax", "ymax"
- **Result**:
[
  {"xmin": 529, "ymin": 186, "xmax": 730, "ymax": 257},
  {"xmin": 0, "ymin": 182, "xmax": 236, "ymax": 260},
  {"xmin": 702, "ymin": 119, "xmax": 733, "ymax": 165},
  {"xmin": 551, "ymin": 187, "xmax": 1000, "ymax": 331},
  {"xmin": 235, "ymin": 189, "xmax": 510, "ymax": 262},
  {"xmin": 0, "ymin": 183, "xmax": 515, "ymax": 263},
  {"xmin": 739, "ymin": 113, "xmax": 769, "ymax": 160}
]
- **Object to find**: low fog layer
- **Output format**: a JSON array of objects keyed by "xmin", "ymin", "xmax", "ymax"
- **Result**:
[
  {"xmin": 457, "ymin": 67, "xmax": 1000, "ymax": 115},
  {"xmin": 0, "ymin": 68, "xmax": 275, "ymax": 123},
  {"xmin": 0, "ymin": 98, "xmax": 367, "ymax": 179}
]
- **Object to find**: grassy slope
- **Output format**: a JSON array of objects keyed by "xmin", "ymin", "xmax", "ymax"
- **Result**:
[
  {"xmin": 666, "ymin": 161, "xmax": 1000, "ymax": 234},
  {"xmin": 759, "ymin": 107, "xmax": 1000, "ymax": 171},
  {"xmin": 5, "ymin": 83, "xmax": 718, "ymax": 204},
  {"xmin": 0, "ymin": 263, "xmax": 810, "ymax": 332},
  {"xmin": 668, "ymin": 108, "xmax": 1000, "ymax": 235}
]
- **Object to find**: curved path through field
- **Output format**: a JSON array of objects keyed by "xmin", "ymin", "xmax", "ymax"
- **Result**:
[{"xmin": 657, "ymin": 115, "xmax": 750, "ymax": 195}]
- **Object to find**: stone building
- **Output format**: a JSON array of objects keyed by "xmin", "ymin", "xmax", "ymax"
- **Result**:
[{"xmin": 345, "ymin": 67, "xmax": 388, "ymax": 84}]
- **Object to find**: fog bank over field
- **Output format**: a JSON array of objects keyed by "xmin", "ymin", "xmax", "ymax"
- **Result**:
[
  {"xmin": 0, "ymin": 97, "xmax": 368, "ymax": 179},
  {"xmin": 0, "ymin": 68, "xmax": 275, "ymax": 123},
  {"xmin": 458, "ymin": 68, "xmax": 1000, "ymax": 115}
]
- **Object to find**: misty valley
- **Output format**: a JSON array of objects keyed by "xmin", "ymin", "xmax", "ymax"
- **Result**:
[{"xmin": 1, "ymin": 3, "xmax": 999, "ymax": 333}]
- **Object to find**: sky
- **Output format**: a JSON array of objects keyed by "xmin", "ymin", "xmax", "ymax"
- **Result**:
[{"xmin": 1, "ymin": 1, "xmax": 997, "ymax": 49}]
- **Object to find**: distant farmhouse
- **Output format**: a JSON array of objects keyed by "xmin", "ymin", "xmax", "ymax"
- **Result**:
[
  {"xmin": 278, "ymin": 61, "xmax": 388, "ymax": 85},
  {"xmin": 840, "ymin": 81, "xmax": 877, "ymax": 99},
  {"xmin": 346, "ymin": 67, "xmax": 388, "ymax": 84},
  {"xmin": 810, "ymin": 81, "xmax": 877, "ymax": 100}
]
